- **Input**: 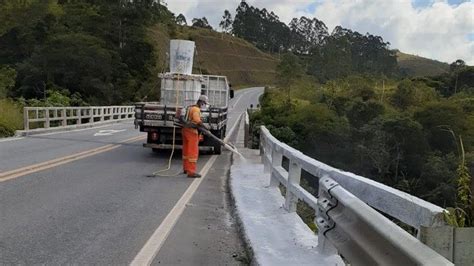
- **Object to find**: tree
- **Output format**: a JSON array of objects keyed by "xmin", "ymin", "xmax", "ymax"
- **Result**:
[
  {"xmin": 192, "ymin": 17, "xmax": 212, "ymax": 29},
  {"xmin": 276, "ymin": 53, "xmax": 304, "ymax": 103},
  {"xmin": 391, "ymin": 79, "xmax": 416, "ymax": 110},
  {"xmin": 0, "ymin": 65, "xmax": 16, "ymax": 98},
  {"xmin": 414, "ymin": 102, "xmax": 470, "ymax": 154},
  {"xmin": 450, "ymin": 59, "xmax": 466, "ymax": 72},
  {"xmin": 289, "ymin": 16, "xmax": 328, "ymax": 54},
  {"xmin": 232, "ymin": 1, "xmax": 291, "ymax": 53},
  {"xmin": 176, "ymin": 13, "xmax": 187, "ymax": 26},
  {"xmin": 219, "ymin": 10, "xmax": 233, "ymax": 33}
]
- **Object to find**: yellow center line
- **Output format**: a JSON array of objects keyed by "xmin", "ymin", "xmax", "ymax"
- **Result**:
[{"xmin": 0, "ymin": 135, "xmax": 146, "ymax": 182}]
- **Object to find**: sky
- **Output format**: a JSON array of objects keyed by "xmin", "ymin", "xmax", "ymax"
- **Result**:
[{"xmin": 163, "ymin": 0, "xmax": 474, "ymax": 65}]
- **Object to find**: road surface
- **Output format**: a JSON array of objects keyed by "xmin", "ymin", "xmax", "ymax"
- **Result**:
[{"xmin": 0, "ymin": 87, "xmax": 263, "ymax": 265}]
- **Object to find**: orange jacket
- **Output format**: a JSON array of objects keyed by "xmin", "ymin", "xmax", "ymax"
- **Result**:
[{"xmin": 184, "ymin": 105, "xmax": 202, "ymax": 133}]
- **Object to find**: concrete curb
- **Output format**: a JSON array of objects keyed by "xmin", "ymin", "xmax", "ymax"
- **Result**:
[
  {"xmin": 229, "ymin": 116, "xmax": 344, "ymax": 266},
  {"xmin": 227, "ymin": 116, "xmax": 257, "ymax": 265},
  {"xmin": 227, "ymin": 158, "xmax": 257, "ymax": 265},
  {"xmin": 15, "ymin": 119, "xmax": 134, "ymax": 137}
]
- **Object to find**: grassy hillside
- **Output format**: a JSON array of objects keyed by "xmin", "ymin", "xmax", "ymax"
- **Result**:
[
  {"xmin": 397, "ymin": 51, "xmax": 449, "ymax": 77},
  {"xmin": 148, "ymin": 25, "xmax": 279, "ymax": 88}
]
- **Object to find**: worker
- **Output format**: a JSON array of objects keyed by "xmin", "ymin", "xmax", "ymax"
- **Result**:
[{"xmin": 182, "ymin": 95, "xmax": 209, "ymax": 178}]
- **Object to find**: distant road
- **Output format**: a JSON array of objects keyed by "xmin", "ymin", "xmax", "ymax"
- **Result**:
[{"xmin": 0, "ymin": 87, "xmax": 264, "ymax": 264}]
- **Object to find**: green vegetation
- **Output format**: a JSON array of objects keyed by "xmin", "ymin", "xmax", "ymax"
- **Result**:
[
  {"xmin": 251, "ymin": 50, "xmax": 473, "ymax": 223},
  {"xmin": 0, "ymin": 99, "xmax": 22, "ymax": 136},
  {"xmin": 0, "ymin": 0, "xmax": 175, "ymax": 136},
  {"xmin": 0, "ymin": 0, "xmax": 173, "ymax": 105},
  {"xmin": 228, "ymin": 1, "xmax": 473, "ymax": 221}
]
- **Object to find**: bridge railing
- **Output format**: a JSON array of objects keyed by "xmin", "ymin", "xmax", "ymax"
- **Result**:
[
  {"xmin": 23, "ymin": 106, "xmax": 135, "ymax": 131},
  {"xmin": 259, "ymin": 125, "xmax": 452, "ymax": 265}
]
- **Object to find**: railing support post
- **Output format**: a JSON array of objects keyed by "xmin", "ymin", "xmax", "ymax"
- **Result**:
[
  {"xmin": 90, "ymin": 107, "xmax": 94, "ymax": 123},
  {"xmin": 269, "ymin": 147, "xmax": 282, "ymax": 187},
  {"xmin": 285, "ymin": 159, "xmax": 301, "ymax": 212},
  {"xmin": 100, "ymin": 107, "xmax": 105, "ymax": 122},
  {"xmin": 263, "ymin": 142, "xmax": 271, "ymax": 173},
  {"xmin": 77, "ymin": 109, "xmax": 82, "ymax": 125},
  {"xmin": 45, "ymin": 108, "xmax": 50, "ymax": 128},
  {"xmin": 23, "ymin": 108, "xmax": 29, "ymax": 130},
  {"xmin": 61, "ymin": 108, "xmax": 67, "ymax": 127}
]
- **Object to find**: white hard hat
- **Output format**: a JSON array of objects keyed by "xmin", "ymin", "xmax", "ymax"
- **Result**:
[{"xmin": 198, "ymin": 95, "xmax": 209, "ymax": 104}]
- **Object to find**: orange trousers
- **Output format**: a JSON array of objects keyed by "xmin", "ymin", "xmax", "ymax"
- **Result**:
[{"xmin": 182, "ymin": 128, "xmax": 199, "ymax": 175}]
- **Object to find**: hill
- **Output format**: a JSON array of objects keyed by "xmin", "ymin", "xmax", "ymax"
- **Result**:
[
  {"xmin": 148, "ymin": 25, "xmax": 279, "ymax": 88},
  {"xmin": 396, "ymin": 51, "xmax": 450, "ymax": 77}
]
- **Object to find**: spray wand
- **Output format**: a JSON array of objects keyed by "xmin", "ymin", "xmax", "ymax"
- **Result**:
[{"xmin": 176, "ymin": 122, "xmax": 244, "ymax": 158}]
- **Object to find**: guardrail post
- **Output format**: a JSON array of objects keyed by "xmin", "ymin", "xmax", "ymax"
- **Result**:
[
  {"xmin": 269, "ymin": 147, "xmax": 282, "ymax": 187},
  {"xmin": 285, "ymin": 158, "xmax": 301, "ymax": 212},
  {"xmin": 23, "ymin": 108, "xmax": 29, "ymax": 130},
  {"xmin": 316, "ymin": 177, "xmax": 339, "ymax": 256}
]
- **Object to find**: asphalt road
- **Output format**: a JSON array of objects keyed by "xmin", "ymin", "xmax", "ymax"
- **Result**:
[{"xmin": 0, "ymin": 87, "xmax": 264, "ymax": 264}]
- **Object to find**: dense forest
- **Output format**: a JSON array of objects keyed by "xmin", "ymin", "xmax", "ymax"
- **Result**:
[
  {"xmin": 1, "ymin": 1, "xmax": 473, "ymax": 223},
  {"xmin": 0, "ymin": 0, "xmax": 175, "ymax": 136}
]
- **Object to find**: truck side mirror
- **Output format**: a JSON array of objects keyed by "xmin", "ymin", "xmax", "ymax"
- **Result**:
[{"xmin": 230, "ymin": 89, "xmax": 234, "ymax": 99}]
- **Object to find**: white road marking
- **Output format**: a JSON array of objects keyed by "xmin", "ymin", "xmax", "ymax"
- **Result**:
[
  {"xmin": 131, "ymin": 99, "xmax": 247, "ymax": 266},
  {"xmin": 94, "ymin": 129, "xmax": 126, "ymax": 136},
  {"xmin": 0, "ymin": 137, "xmax": 24, "ymax": 143},
  {"xmin": 130, "ymin": 155, "xmax": 218, "ymax": 266},
  {"xmin": 231, "ymin": 94, "xmax": 243, "ymax": 109},
  {"xmin": 33, "ymin": 123, "xmax": 131, "ymax": 136}
]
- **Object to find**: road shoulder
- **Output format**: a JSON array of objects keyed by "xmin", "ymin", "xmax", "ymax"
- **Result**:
[{"xmin": 152, "ymin": 150, "xmax": 250, "ymax": 265}]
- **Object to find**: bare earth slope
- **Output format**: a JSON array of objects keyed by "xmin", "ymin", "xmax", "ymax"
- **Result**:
[
  {"xmin": 397, "ymin": 51, "xmax": 450, "ymax": 77},
  {"xmin": 148, "ymin": 25, "xmax": 278, "ymax": 88}
]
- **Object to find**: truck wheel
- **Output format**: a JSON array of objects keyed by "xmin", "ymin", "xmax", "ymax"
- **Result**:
[
  {"xmin": 152, "ymin": 148, "xmax": 161, "ymax": 153},
  {"xmin": 213, "ymin": 143, "xmax": 222, "ymax": 155},
  {"xmin": 213, "ymin": 129, "xmax": 223, "ymax": 155}
]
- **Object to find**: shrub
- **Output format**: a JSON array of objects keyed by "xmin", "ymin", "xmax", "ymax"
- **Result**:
[{"xmin": 0, "ymin": 99, "xmax": 23, "ymax": 137}]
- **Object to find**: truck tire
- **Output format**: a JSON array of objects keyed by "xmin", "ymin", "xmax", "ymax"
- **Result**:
[
  {"xmin": 213, "ymin": 129, "xmax": 223, "ymax": 155},
  {"xmin": 213, "ymin": 142, "xmax": 222, "ymax": 155}
]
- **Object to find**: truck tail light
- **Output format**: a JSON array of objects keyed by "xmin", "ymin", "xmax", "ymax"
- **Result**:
[{"xmin": 151, "ymin": 132, "xmax": 159, "ymax": 141}]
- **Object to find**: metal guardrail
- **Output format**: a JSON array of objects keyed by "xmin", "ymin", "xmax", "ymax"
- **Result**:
[
  {"xmin": 23, "ymin": 106, "xmax": 135, "ymax": 131},
  {"xmin": 317, "ymin": 177, "xmax": 452, "ymax": 265},
  {"xmin": 259, "ymin": 125, "xmax": 453, "ymax": 265}
]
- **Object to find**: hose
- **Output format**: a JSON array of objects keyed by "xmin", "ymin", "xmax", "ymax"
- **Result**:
[{"xmin": 149, "ymin": 72, "xmax": 182, "ymax": 177}]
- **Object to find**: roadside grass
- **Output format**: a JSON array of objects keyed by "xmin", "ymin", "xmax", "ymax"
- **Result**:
[{"xmin": 0, "ymin": 99, "xmax": 23, "ymax": 137}]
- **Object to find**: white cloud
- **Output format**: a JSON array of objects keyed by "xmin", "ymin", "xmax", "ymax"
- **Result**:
[
  {"xmin": 314, "ymin": 0, "xmax": 474, "ymax": 64},
  {"xmin": 164, "ymin": 0, "xmax": 474, "ymax": 64}
]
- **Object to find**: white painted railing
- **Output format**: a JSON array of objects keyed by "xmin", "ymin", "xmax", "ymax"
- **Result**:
[
  {"xmin": 259, "ymin": 125, "xmax": 453, "ymax": 265},
  {"xmin": 23, "ymin": 106, "xmax": 135, "ymax": 131}
]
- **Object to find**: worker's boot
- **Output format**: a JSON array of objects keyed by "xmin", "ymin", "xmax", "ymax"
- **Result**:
[{"xmin": 187, "ymin": 173, "xmax": 201, "ymax": 178}]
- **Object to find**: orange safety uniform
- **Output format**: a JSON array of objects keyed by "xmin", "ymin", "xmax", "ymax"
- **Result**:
[{"xmin": 182, "ymin": 105, "xmax": 202, "ymax": 175}]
